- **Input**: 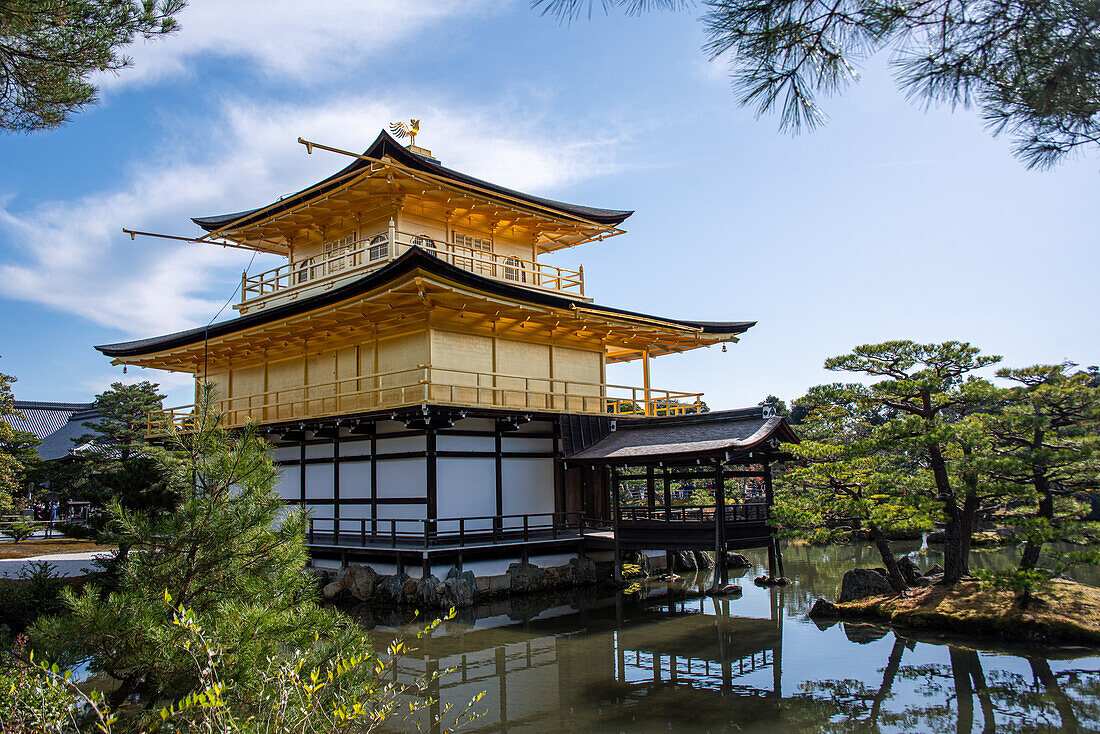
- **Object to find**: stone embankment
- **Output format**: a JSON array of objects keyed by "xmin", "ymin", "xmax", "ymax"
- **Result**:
[{"xmin": 313, "ymin": 557, "xmax": 609, "ymax": 610}]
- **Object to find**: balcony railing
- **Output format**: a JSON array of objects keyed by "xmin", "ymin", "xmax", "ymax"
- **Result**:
[
  {"xmin": 239, "ymin": 227, "xmax": 585, "ymax": 309},
  {"xmin": 146, "ymin": 365, "xmax": 704, "ymax": 436}
]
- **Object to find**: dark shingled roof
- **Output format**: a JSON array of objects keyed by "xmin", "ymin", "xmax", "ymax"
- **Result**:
[
  {"xmin": 36, "ymin": 408, "xmax": 102, "ymax": 461},
  {"xmin": 192, "ymin": 130, "xmax": 633, "ymax": 233},
  {"xmin": 567, "ymin": 407, "xmax": 799, "ymax": 465},
  {"xmin": 1, "ymin": 402, "xmax": 101, "ymax": 461},
  {"xmin": 4, "ymin": 401, "xmax": 95, "ymax": 440},
  {"xmin": 96, "ymin": 247, "xmax": 755, "ymax": 358}
]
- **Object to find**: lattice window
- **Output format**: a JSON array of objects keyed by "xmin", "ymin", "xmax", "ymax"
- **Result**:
[
  {"xmin": 367, "ymin": 234, "xmax": 389, "ymax": 262},
  {"xmin": 412, "ymin": 233, "xmax": 436, "ymax": 256}
]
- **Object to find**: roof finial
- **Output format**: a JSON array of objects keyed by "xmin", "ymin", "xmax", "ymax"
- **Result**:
[{"xmin": 388, "ymin": 119, "xmax": 420, "ymax": 148}]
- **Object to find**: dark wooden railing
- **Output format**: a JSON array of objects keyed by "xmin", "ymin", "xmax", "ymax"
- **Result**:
[
  {"xmin": 306, "ymin": 511, "xmax": 584, "ymax": 549},
  {"xmin": 617, "ymin": 503, "xmax": 768, "ymax": 523}
]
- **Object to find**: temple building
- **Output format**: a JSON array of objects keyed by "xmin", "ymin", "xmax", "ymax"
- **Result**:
[{"xmin": 96, "ymin": 128, "xmax": 798, "ymax": 579}]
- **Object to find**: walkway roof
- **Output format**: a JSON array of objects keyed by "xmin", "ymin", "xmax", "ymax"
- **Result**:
[{"xmin": 567, "ymin": 407, "xmax": 799, "ymax": 466}]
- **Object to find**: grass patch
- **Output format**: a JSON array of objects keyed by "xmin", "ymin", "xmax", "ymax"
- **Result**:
[
  {"xmin": 837, "ymin": 578, "xmax": 1100, "ymax": 645},
  {"xmin": 0, "ymin": 538, "xmax": 116, "ymax": 560}
]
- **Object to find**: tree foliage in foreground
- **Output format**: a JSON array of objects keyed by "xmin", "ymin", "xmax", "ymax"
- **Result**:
[
  {"xmin": 29, "ymin": 386, "xmax": 370, "ymax": 719},
  {"xmin": 0, "ymin": 0, "xmax": 185, "ymax": 131},
  {"xmin": 535, "ymin": 0, "xmax": 1100, "ymax": 168}
]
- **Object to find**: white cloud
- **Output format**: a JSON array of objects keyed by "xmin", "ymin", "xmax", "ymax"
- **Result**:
[
  {"xmin": 0, "ymin": 95, "xmax": 629, "ymax": 338},
  {"xmin": 101, "ymin": 0, "xmax": 509, "ymax": 89}
]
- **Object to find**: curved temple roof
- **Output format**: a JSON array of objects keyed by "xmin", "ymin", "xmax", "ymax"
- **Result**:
[
  {"xmin": 96, "ymin": 247, "xmax": 754, "ymax": 359},
  {"xmin": 192, "ymin": 130, "xmax": 633, "ymax": 235},
  {"xmin": 567, "ymin": 408, "xmax": 800, "ymax": 465}
]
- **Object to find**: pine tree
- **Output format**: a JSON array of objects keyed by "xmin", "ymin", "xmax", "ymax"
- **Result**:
[
  {"xmin": 987, "ymin": 363, "xmax": 1100, "ymax": 574},
  {"xmin": 31, "ymin": 385, "xmax": 366, "ymax": 714},
  {"xmin": 1, "ymin": 0, "xmax": 185, "ymax": 131},
  {"xmin": 536, "ymin": 0, "xmax": 1100, "ymax": 168}
]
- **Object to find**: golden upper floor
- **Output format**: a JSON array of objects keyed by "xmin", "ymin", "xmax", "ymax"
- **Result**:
[{"xmin": 188, "ymin": 130, "xmax": 631, "ymax": 312}]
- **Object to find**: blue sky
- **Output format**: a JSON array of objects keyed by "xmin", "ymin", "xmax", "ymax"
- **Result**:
[{"xmin": 1, "ymin": 1, "xmax": 1097, "ymax": 410}]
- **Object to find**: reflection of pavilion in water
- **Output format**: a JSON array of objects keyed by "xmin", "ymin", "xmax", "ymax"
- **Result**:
[{"xmin": 380, "ymin": 583, "xmax": 784, "ymax": 732}]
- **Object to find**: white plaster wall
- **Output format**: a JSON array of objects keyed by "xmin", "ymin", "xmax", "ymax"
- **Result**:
[
  {"xmin": 338, "ymin": 462, "xmax": 371, "ymax": 500},
  {"xmin": 376, "ymin": 458, "xmax": 425, "ymax": 498},
  {"xmin": 305, "ymin": 443, "xmax": 333, "ymax": 459},
  {"xmin": 340, "ymin": 439, "xmax": 372, "ymax": 457},
  {"xmin": 272, "ymin": 445, "xmax": 299, "ymax": 462},
  {"xmin": 501, "ymin": 457, "xmax": 555, "ymax": 525},
  {"xmin": 376, "ymin": 435, "xmax": 426, "ymax": 454},
  {"xmin": 304, "ymin": 465, "xmax": 334, "ymax": 501},
  {"xmin": 436, "ymin": 457, "xmax": 495, "ymax": 529},
  {"xmin": 436, "ymin": 434, "xmax": 494, "ymax": 452},
  {"xmin": 502, "ymin": 436, "xmax": 553, "ymax": 453},
  {"xmin": 273, "ymin": 466, "xmax": 299, "ymax": 502}
]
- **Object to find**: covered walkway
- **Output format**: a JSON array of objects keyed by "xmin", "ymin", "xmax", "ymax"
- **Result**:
[{"xmin": 566, "ymin": 407, "xmax": 799, "ymax": 589}]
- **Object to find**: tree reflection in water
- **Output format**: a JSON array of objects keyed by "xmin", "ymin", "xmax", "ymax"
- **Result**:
[
  {"xmin": 803, "ymin": 622, "xmax": 1098, "ymax": 734},
  {"xmin": 363, "ymin": 565, "xmax": 1099, "ymax": 733}
]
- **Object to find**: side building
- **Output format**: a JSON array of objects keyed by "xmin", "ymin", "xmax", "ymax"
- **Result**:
[{"xmin": 96, "ymin": 129, "xmax": 797, "ymax": 578}]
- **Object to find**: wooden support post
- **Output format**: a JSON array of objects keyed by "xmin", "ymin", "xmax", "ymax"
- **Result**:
[
  {"xmin": 768, "ymin": 537, "xmax": 779, "ymax": 579},
  {"xmin": 642, "ymin": 348, "xmax": 652, "ymax": 416},
  {"xmin": 610, "ymin": 467, "xmax": 622, "ymax": 585},
  {"xmin": 494, "ymin": 427, "xmax": 503, "ymax": 538},
  {"xmin": 646, "ymin": 466, "xmax": 655, "ymax": 515},
  {"xmin": 715, "ymin": 462, "xmax": 727, "ymax": 586}
]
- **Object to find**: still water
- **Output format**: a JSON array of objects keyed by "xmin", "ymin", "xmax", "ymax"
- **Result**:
[{"xmin": 357, "ymin": 543, "xmax": 1100, "ymax": 733}]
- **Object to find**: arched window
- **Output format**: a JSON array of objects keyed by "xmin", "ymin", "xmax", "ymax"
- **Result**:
[
  {"xmin": 368, "ymin": 234, "xmax": 389, "ymax": 262},
  {"xmin": 411, "ymin": 233, "xmax": 436, "ymax": 257},
  {"xmin": 295, "ymin": 258, "xmax": 313, "ymax": 284},
  {"xmin": 502, "ymin": 256, "xmax": 525, "ymax": 283}
]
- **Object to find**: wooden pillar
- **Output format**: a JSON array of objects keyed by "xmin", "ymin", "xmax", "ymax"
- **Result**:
[
  {"xmin": 426, "ymin": 425, "xmax": 437, "ymax": 560},
  {"xmin": 768, "ymin": 537, "xmax": 779, "ymax": 579},
  {"xmin": 494, "ymin": 427, "xmax": 504, "ymax": 537},
  {"xmin": 611, "ymin": 467, "xmax": 622, "ymax": 585},
  {"xmin": 332, "ymin": 428, "xmax": 341, "ymax": 536},
  {"xmin": 646, "ymin": 466, "xmax": 655, "ymax": 514},
  {"xmin": 369, "ymin": 422, "xmax": 378, "ymax": 535},
  {"xmin": 715, "ymin": 462, "xmax": 727, "ymax": 586},
  {"xmin": 642, "ymin": 348, "xmax": 652, "ymax": 416},
  {"xmin": 663, "ymin": 466, "xmax": 673, "ymax": 573}
]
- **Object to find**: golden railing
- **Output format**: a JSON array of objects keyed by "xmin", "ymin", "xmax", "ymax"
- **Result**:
[
  {"xmin": 239, "ymin": 227, "xmax": 584, "ymax": 306},
  {"xmin": 146, "ymin": 365, "xmax": 703, "ymax": 436}
]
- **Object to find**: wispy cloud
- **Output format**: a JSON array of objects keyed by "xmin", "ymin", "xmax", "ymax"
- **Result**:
[
  {"xmin": 101, "ymin": 0, "xmax": 509, "ymax": 89},
  {"xmin": 0, "ymin": 95, "xmax": 629, "ymax": 338}
]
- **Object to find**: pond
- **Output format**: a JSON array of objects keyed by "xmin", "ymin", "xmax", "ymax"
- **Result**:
[{"xmin": 357, "ymin": 542, "xmax": 1100, "ymax": 733}]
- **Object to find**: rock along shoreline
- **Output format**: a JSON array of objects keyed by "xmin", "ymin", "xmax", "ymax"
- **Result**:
[{"xmin": 810, "ymin": 577, "xmax": 1100, "ymax": 646}]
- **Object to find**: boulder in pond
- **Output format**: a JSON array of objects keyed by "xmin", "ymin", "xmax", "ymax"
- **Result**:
[
  {"xmin": 926, "ymin": 563, "xmax": 945, "ymax": 576},
  {"xmin": 321, "ymin": 579, "xmax": 345, "ymax": 600},
  {"xmin": 693, "ymin": 550, "xmax": 714, "ymax": 570},
  {"xmin": 725, "ymin": 552, "xmax": 753, "ymax": 568},
  {"xmin": 808, "ymin": 598, "xmax": 840, "ymax": 619},
  {"xmin": 507, "ymin": 562, "xmax": 547, "ymax": 593},
  {"xmin": 376, "ymin": 573, "xmax": 410, "ymax": 606},
  {"xmin": 838, "ymin": 568, "xmax": 894, "ymax": 603},
  {"xmin": 440, "ymin": 576, "xmax": 474, "ymax": 608},
  {"xmin": 339, "ymin": 564, "xmax": 379, "ymax": 601},
  {"xmin": 416, "ymin": 574, "xmax": 441, "ymax": 608},
  {"xmin": 672, "ymin": 550, "xmax": 698, "ymax": 572},
  {"xmin": 445, "ymin": 566, "xmax": 477, "ymax": 595}
]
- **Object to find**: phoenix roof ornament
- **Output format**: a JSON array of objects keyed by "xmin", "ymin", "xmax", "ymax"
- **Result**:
[{"xmin": 388, "ymin": 119, "xmax": 420, "ymax": 147}]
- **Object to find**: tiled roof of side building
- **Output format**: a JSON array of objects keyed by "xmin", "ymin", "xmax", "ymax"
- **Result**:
[
  {"xmin": 96, "ymin": 248, "xmax": 755, "ymax": 358},
  {"xmin": 567, "ymin": 408, "xmax": 800, "ymax": 464},
  {"xmin": 191, "ymin": 130, "xmax": 633, "ymax": 232},
  {"xmin": 4, "ymin": 401, "xmax": 96, "ymax": 440}
]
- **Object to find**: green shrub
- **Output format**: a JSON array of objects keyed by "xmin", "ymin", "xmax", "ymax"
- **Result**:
[{"xmin": 2, "ymin": 519, "xmax": 40, "ymax": 543}]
